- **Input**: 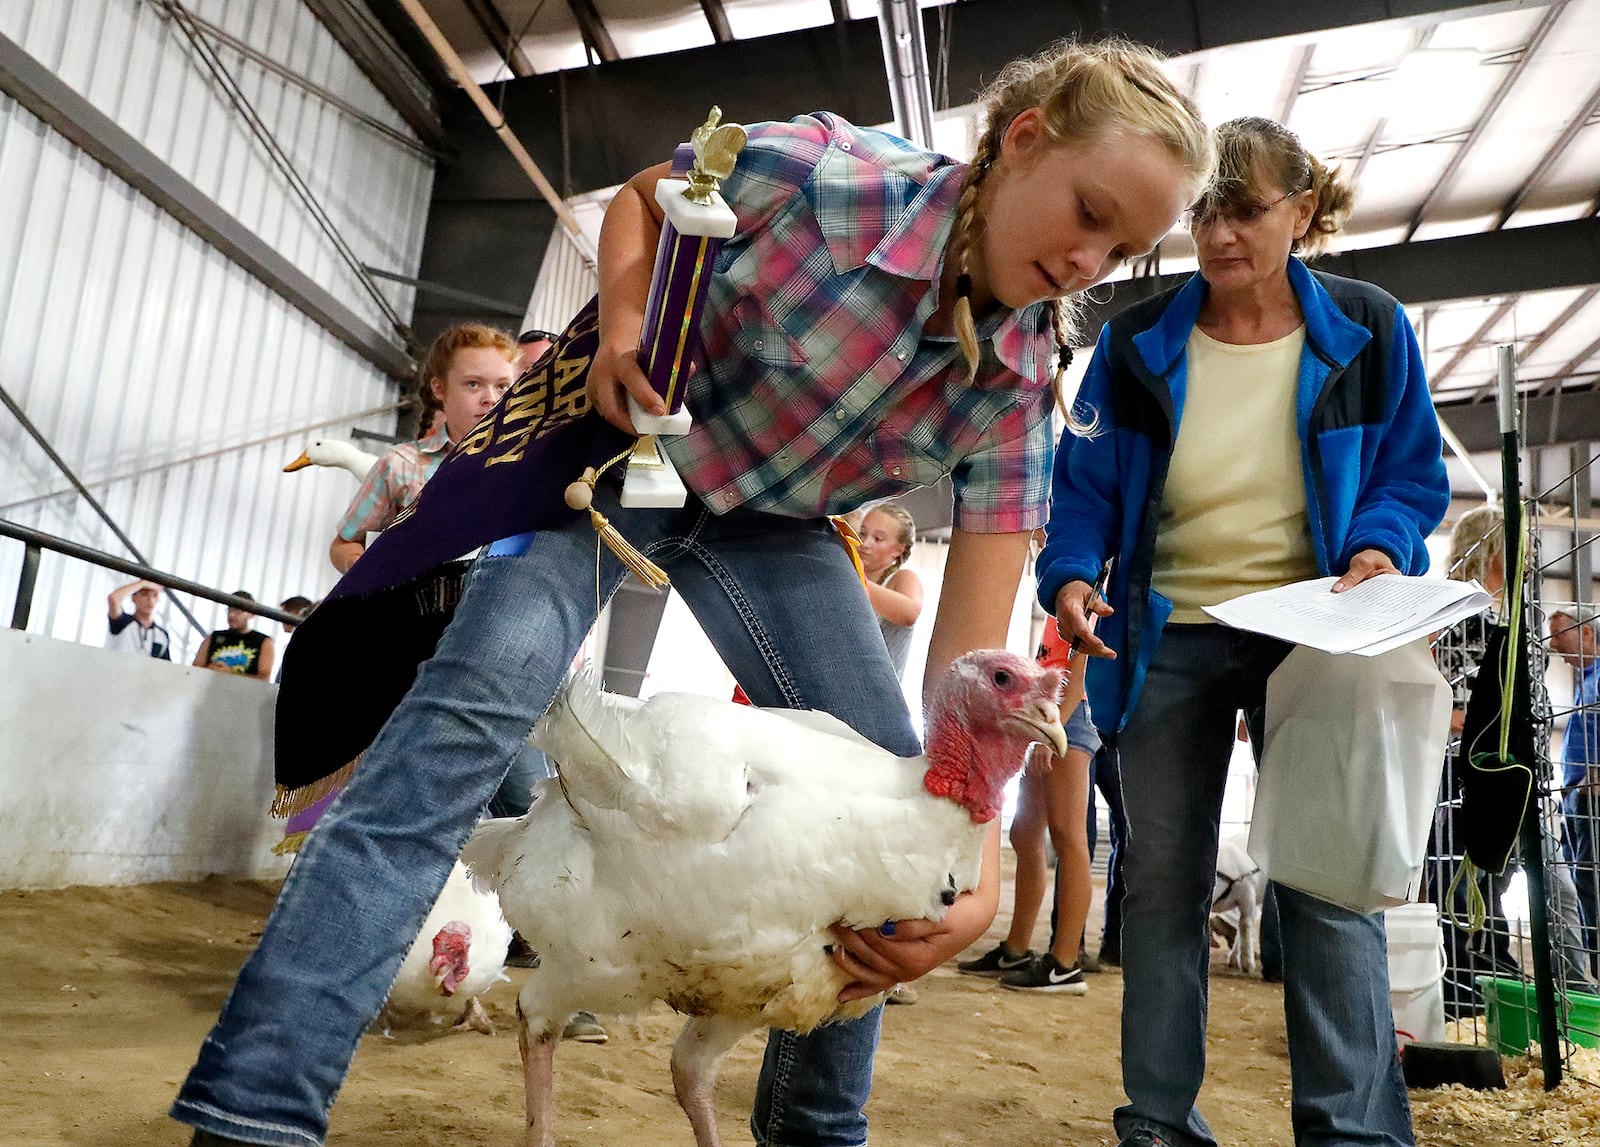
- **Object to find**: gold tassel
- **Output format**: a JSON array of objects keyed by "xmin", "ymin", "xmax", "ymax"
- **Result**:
[
  {"xmin": 565, "ymin": 465, "xmax": 671, "ymax": 589},
  {"xmin": 269, "ymin": 756, "xmax": 360, "ymax": 818},
  {"xmin": 273, "ymin": 831, "xmax": 309, "ymax": 856}
]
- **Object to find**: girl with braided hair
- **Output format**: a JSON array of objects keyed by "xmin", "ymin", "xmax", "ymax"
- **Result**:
[
  {"xmin": 855, "ymin": 502, "xmax": 924, "ymax": 680},
  {"xmin": 176, "ymin": 38, "xmax": 1211, "ymax": 1147}
]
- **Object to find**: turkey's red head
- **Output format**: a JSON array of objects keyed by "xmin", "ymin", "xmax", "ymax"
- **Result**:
[
  {"xmin": 923, "ymin": 650, "xmax": 1067, "ymax": 823},
  {"xmin": 428, "ymin": 920, "xmax": 473, "ymax": 996}
]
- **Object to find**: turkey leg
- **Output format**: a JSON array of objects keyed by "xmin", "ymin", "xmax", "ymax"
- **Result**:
[
  {"xmin": 670, "ymin": 1014, "xmax": 759, "ymax": 1147},
  {"xmin": 517, "ymin": 1002, "xmax": 561, "ymax": 1147}
]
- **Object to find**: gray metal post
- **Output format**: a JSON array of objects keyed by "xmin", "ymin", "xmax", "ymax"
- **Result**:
[
  {"xmin": 10, "ymin": 541, "xmax": 40, "ymax": 629},
  {"xmin": 1499, "ymin": 345, "xmax": 1563, "ymax": 1088},
  {"xmin": 876, "ymin": 0, "xmax": 935, "ymax": 148},
  {"xmin": 1572, "ymin": 442, "xmax": 1593, "ymax": 610}
]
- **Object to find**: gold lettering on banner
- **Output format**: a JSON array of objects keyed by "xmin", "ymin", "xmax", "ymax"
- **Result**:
[
  {"xmin": 500, "ymin": 384, "xmax": 550, "ymax": 426},
  {"xmin": 455, "ymin": 416, "xmax": 497, "ymax": 457},
  {"xmin": 485, "ymin": 425, "xmax": 538, "ymax": 466},
  {"xmin": 546, "ymin": 355, "xmax": 590, "ymax": 425},
  {"xmin": 485, "ymin": 351, "xmax": 594, "ymax": 464}
]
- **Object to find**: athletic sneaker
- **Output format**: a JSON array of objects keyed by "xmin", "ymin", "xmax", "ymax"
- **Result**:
[
  {"xmin": 998, "ymin": 952, "xmax": 1088, "ymax": 994},
  {"xmin": 956, "ymin": 943, "xmax": 1035, "ymax": 977},
  {"xmin": 562, "ymin": 1011, "xmax": 608, "ymax": 1043}
]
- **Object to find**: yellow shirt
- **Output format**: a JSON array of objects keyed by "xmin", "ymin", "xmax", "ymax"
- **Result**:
[{"xmin": 1152, "ymin": 325, "xmax": 1319, "ymax": 623}]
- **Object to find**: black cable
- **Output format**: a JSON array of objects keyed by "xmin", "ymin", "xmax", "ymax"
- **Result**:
[{"xmin": 152, "ymin": 0, "xmax": 416, "ymax": 353}]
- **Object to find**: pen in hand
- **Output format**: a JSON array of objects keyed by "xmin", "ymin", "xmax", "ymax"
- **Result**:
[{"xmin": 1068, "ymin": 561, "xmax": 1114, "ymax": 657}]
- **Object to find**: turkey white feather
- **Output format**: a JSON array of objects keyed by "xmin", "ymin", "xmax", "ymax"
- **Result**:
[
  {"xmin": 461, "ymin": 649, "xmax": 1065, "ymax": 1147},
  {"xmin": 380, "ymin": 860, "xmax": 512, "ymax": 1036}
]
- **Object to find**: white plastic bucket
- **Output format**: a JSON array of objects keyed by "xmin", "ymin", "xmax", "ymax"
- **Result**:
[{"xmin": 1385, "ymin": 902, "xmax": 1446, "ymax": 1048}]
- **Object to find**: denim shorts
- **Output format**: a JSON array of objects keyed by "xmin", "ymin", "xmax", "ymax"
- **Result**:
[{"xmin": 1066, "ymin": 698, "xmax": 1100, "ymax": 755}]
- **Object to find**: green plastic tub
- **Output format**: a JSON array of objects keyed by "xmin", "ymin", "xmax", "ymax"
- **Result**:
[{"xmin": 1475, "ymin": 975, "xmax": 1600, "ymax": 1055}]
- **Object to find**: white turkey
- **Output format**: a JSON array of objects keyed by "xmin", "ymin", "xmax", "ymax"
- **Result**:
[
  {"xmin": 378, "ymin": 860, "xmax": 512, "ymax": 1036},
  {"xmin": 461, "ymin": 649, "xmax": 1066, "ymax": 1147}
]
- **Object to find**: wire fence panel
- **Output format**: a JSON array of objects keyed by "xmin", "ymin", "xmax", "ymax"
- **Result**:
[{"xmin": 1430, "ymin": 437, "xmax": 1600, "ymax": 1087}]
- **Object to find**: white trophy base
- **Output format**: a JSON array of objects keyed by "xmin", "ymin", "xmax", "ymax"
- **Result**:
[
  {"xmin": 628, "ymin": 393, "xmax": 694, "ymax": 436},
  {"xmin": 620, "ymin": 445, "xmax": 689, "ymax": 508}
]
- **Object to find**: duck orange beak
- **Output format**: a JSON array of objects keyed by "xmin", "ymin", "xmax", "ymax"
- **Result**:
[{"xmin": 284, "ymin": 453, "xmax": 312, "ymax": 473}]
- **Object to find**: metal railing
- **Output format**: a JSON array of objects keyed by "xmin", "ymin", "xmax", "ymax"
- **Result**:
[{"xmin": 2, "ymin": 518, "xmax": 302, "ymax": 631}]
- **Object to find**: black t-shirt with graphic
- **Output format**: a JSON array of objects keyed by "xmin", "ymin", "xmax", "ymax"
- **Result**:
[{"xmin": 201, "ymin": 628, "xmax": 269, "ymax": 676}]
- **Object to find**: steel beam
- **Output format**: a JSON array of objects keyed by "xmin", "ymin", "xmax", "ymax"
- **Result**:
[
  {"xmin": 0, "ymin": 32, "xmax": 414, "ymax": 381},
  {"xmin": 1496, "ymin": 78, "xmax": 1600, "ymax": 229},
  {"xmin": 1436, "ymin": 297, "xmax": 1516, "ymax": 392},
  {"xmin": 1438, "ymin": 390, "xmax": 1600, "ymax": 451},
  {"xmin": 566, "ymin": 0, "xmax": 619, "ymax": 64},
  {"xmin": 1403, "ymin": 0, "xmax": 1567, "ymax": 242},
  {"xmin": 302, "ymin": 0, "xmax": 447, "ymax": 149},
  {"xmin": 1083, "ymin": 216, "xmax": 1600, "ymax": 332},
  {"xmin": 460, "ymin": 0, "xmax": 536, "ymax": 77},
  {"xmin": 700, "ymin": 0, "xmax": 734, "ymax": 44}
]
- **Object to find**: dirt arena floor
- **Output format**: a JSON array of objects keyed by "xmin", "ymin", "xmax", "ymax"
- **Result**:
[{"xmin": 3, "ymin": 863, "xmax": 1596, "ymax": 1147}]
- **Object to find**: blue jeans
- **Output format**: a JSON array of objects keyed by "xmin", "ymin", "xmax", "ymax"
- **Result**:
[
  {"xmin": 1114, "ymin": 624, "xmax": 1412, "ymax": 1147},
  {"xmin": 488, "ymin": 743, "xmax": 551, "ymax": 819},
  {"xmin": 172, "ymin": 487, "xmax": 918, "ymax": 1147},
  {"xmin": 1564, "ymin": 784, "xmax": 1599, "ymax": 979},
  {"xmin": 1091, "ymin": 746, "xmax": 1127, "ymax": 955}
]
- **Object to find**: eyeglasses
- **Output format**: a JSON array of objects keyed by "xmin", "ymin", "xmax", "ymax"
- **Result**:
[{"xmin": 1186, "ymin": 189, "xmax": 1299, "ymax": 231}]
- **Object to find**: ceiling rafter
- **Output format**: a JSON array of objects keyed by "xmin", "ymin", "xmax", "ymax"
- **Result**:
[
  {"xmin": 565, "ymin": 0, "xmax": 618, "ymax": 64},
  {"xmin": 699, "ymin": 0, "xmax": 733, "ymax": 43},
  {"xmin": 1403, "ymin": 0, "xmax": 1569, "ymax": 243},
  {"xmin": 1349, "ymin": 118, "xmax": 1386, "ymax": 186},
  {"xmin": 1277, "ymin": 43, "xmax": 1315, "ymax": 126},
  {"xmin": 1495, "ymin": 78, "xmax": 1600, "ymax": 230},
  {"xmin": 1542, "ymin": 326, "xmax": 1600, "ymax": 397},
  {"xmin": 1426, "ymin": 297, "xmax": 1517, "ymax": 391},
  {"xmin": 460, "ymin": 0, "xmax": 534, "ymax": 77},
  {"xmin": 1527, "ymin": 288, "xmax": 1600, "ymax": 395}
]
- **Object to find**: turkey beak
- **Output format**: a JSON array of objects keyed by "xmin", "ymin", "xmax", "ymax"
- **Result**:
[
  {"xmin": 284, "ymin": 452, "xmax": 312, "ymax": 473},
  {"xmin": 1005, "ymin": 699, "xmax": 1068, "ymax": 759}
]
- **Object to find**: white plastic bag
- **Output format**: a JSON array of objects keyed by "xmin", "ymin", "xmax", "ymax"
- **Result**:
[{"xmin": 1247, "ymin": 639, "xmax": 1451, "ymax": 914}]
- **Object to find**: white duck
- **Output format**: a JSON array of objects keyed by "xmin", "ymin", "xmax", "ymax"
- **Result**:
[
  {"xmin": 379, "ymin": 860, "xmax": 513, "ymax": 1036},
  {"xmin": 283, "ymin": 437, "xmax": 380, "ymax": 481},
  {"xmin": 462, "ymin": 649, "xmax": 1066, "ymax": 1147}
]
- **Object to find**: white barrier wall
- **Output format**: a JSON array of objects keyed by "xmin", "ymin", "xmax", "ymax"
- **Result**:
[{"xmin": 0, "ymin": 626, "xmax": 291, "ymax": 889}]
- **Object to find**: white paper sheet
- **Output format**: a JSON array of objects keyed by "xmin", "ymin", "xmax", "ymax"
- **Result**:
[{"xmin": 1201, "ymin": 575, "xmax": 1492, "ymax": 655}]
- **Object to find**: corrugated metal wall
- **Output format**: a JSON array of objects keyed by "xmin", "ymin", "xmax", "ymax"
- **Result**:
[
  {"xmin": 520, "ymin": 192, "xmax": 605, "ymax": 336},
  {"xmin": 0, "ymin": 0, "xmax": 434, "ymax": 660}
]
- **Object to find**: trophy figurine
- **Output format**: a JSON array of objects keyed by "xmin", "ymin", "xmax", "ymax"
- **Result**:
[{"xmin": 620, "ymin": 108, "xmax": 747, "ymax": 508}]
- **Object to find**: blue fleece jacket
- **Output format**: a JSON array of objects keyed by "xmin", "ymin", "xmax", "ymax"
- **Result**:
[{"xmin": 1036, "ymin": 259, "xmax": 1449, "ymax": 735}]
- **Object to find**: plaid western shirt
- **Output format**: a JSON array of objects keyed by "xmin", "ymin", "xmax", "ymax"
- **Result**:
[
  {"xmin": 335, "ymin": 424, "xmax": 452, "ymax": 541},
  {"xmin": 662, "ymin": 113, "xmax": 1055, "ymax": 534}
]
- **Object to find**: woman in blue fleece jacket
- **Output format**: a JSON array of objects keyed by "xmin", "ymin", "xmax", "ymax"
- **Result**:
[{"xmin": 1037, "ymin": 118, "xmax": 1449, "ymax": 1147}]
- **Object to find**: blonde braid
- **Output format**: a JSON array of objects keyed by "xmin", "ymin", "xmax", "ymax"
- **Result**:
[{"xmin": 952, "ymin": 138, "xmax": 996, "ymax": 381}]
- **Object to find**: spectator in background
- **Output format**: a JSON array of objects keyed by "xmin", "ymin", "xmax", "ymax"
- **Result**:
[
  {"xmin": 273, "ymin": 596, "xmax": 315, "ymax": 684},
  {"xmin": 855, "ymin": 503, "xmax": 924, "ymax": 680},
  {"xmin": 194, "ymin": 593, "xmax": 274, "ymax": 679},
  {"xmin": 106, "ymin": 578, "xmax": 171, "ymax": 661},
  {"xmin": 330, "ymin": 324, "xmax": 519, "ymax": 574},
  {"xmin": 1551, "ymin": 606, "xmax": 1600, "ymax": 977},
  {"xmin": 517, "ymin": 328, "xmax": 556, "ymax": 371},
  {"xmin": 278, "ymin": 596, "xmax": 314, "ymax": 633},
  {"xmin": 958, "ymin": 615, "xmax": 1098, "ymax": 994}
]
